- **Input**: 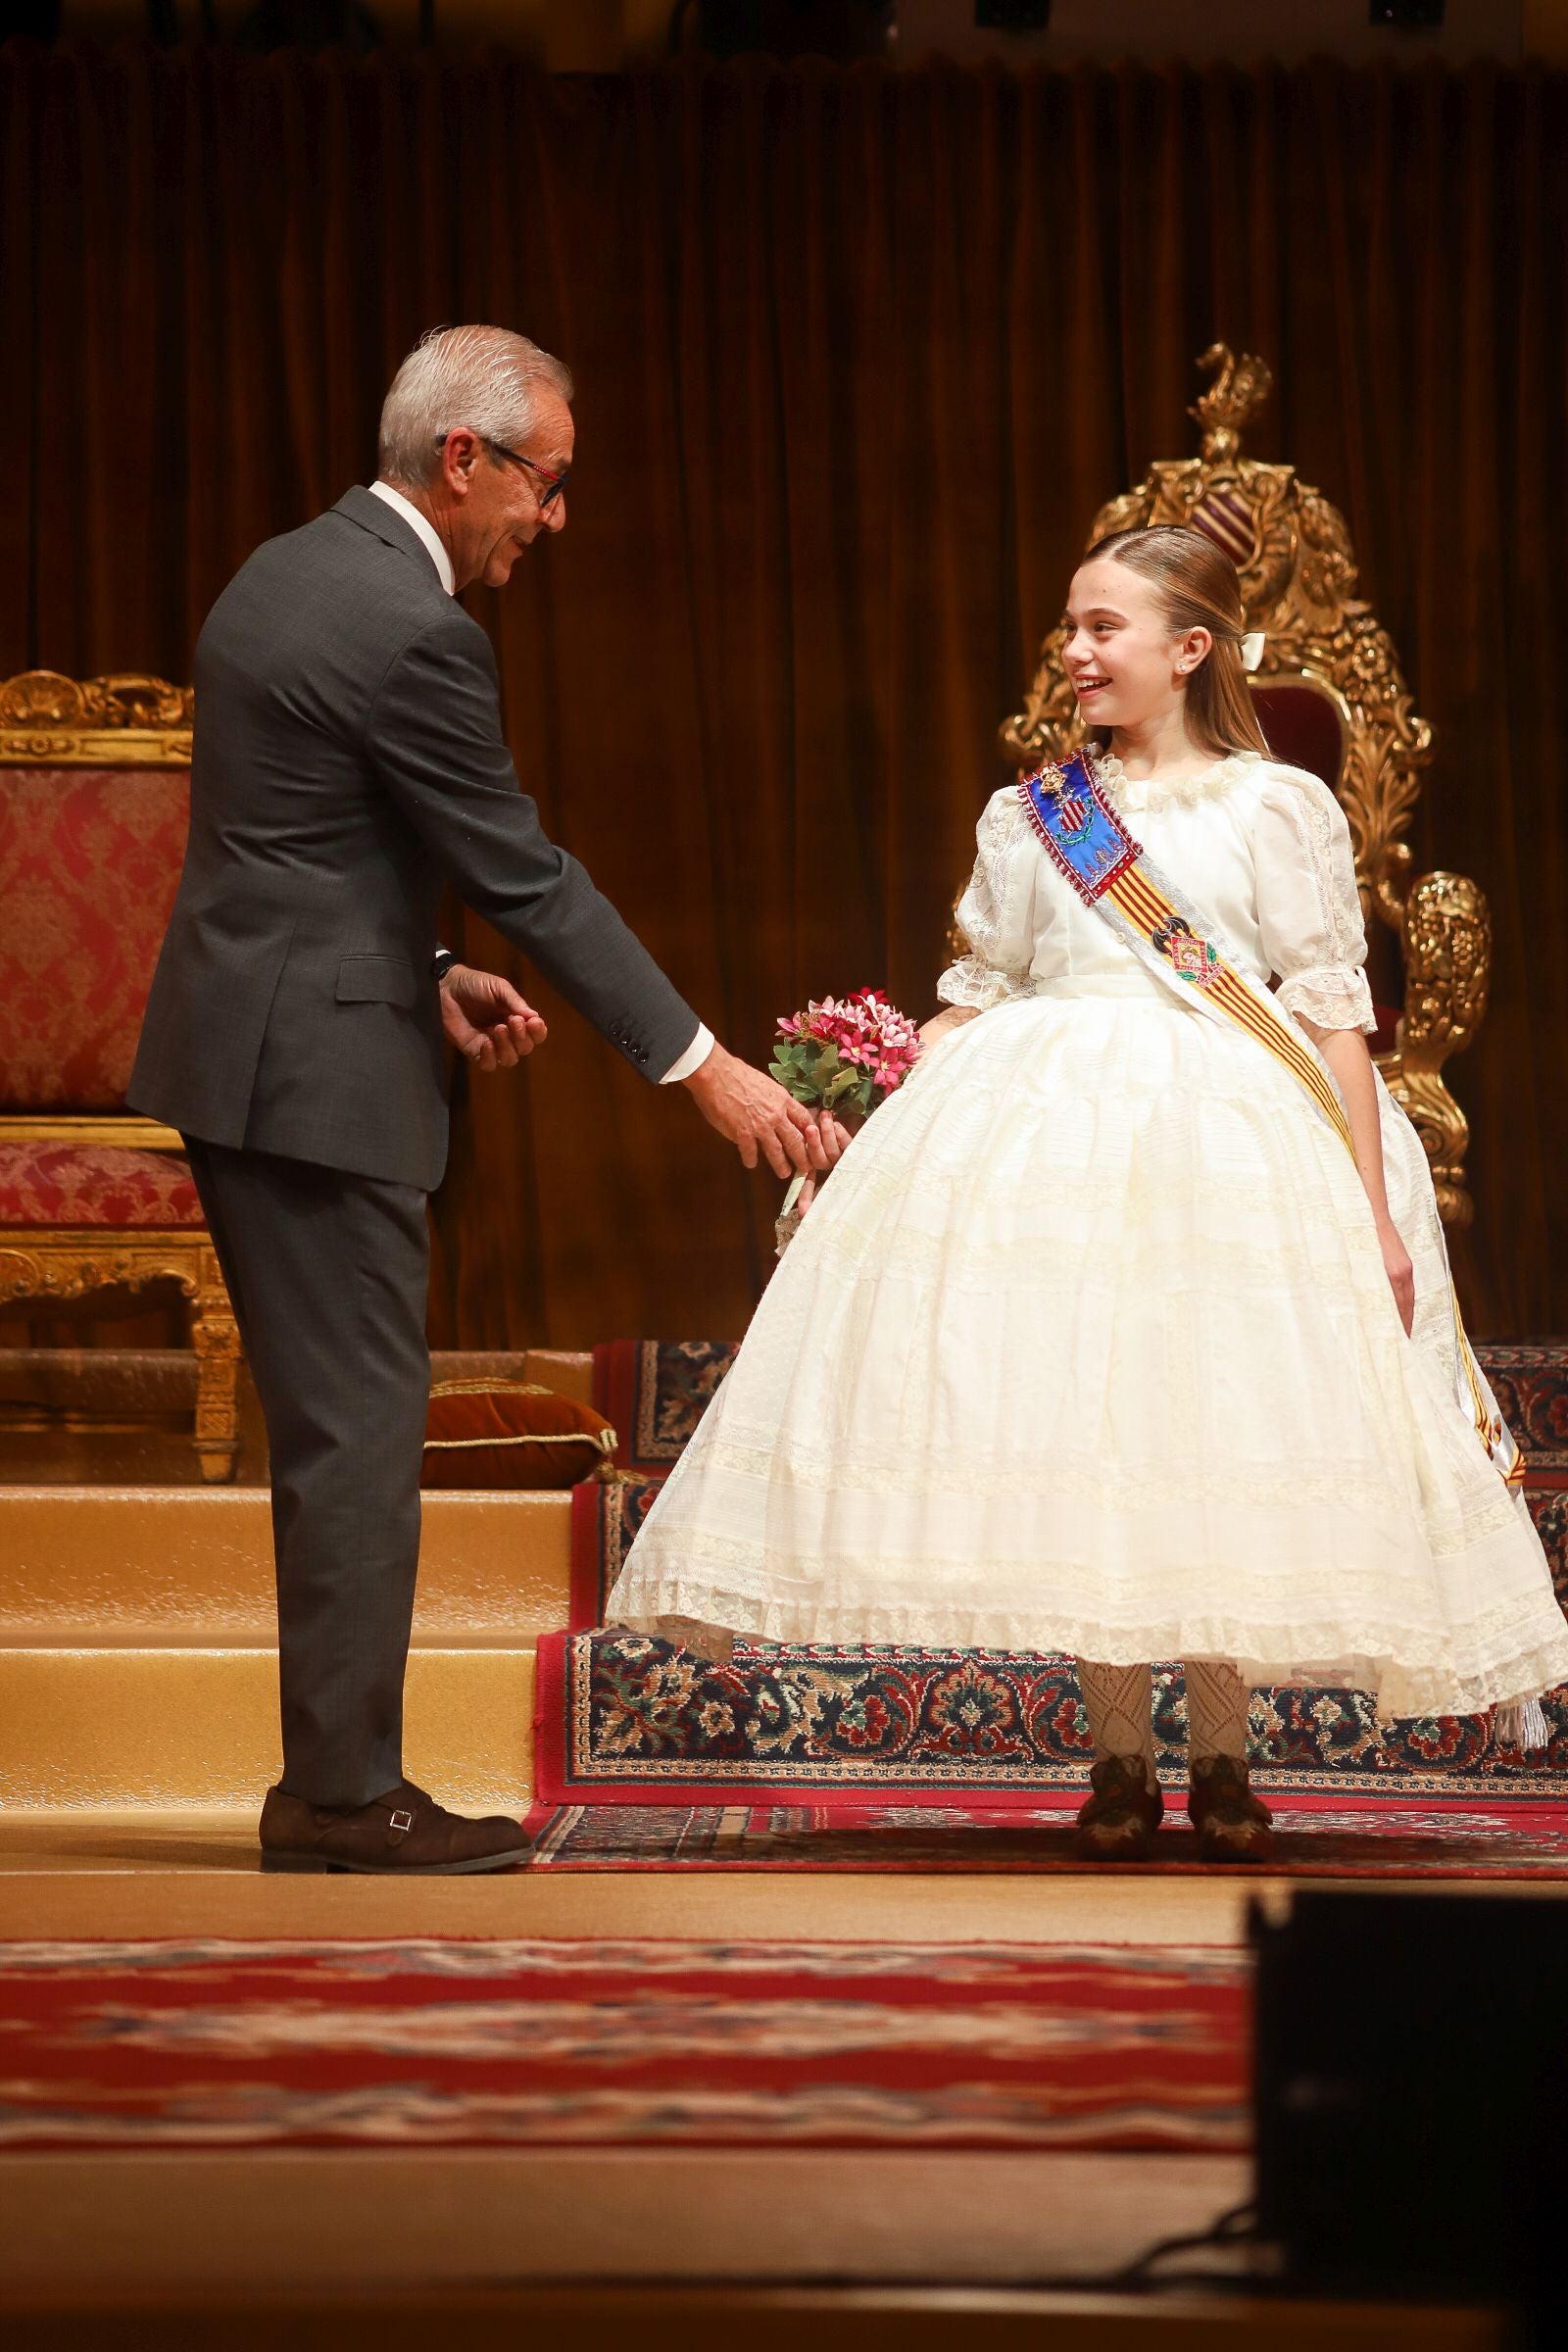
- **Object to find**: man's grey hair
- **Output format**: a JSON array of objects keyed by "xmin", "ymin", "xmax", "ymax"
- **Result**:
[{"xmin": 377, "ymin": 324, "xmax": 574, "ymax": 487}]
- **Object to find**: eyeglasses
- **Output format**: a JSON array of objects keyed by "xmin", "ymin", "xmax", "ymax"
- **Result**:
[
  {"xmin": 485, "ymin": 437, "xmax": 570, "ymax": 509},
  {"xmin": 434, "ymin": 435, "xmax": 569, "ymax": 510},
  {"xmin": 434, "ymin": 433, "xmax": 569, "ymax": 510}
]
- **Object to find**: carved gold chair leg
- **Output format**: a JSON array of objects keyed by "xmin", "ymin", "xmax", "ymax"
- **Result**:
[
  {"xmin": 1382, "ymin": 870, "xmax": 1493, "ymax": 1232},
  {"xmin": 190, "ymin": 1247, "xmax": 242, "ymax": 1484}
]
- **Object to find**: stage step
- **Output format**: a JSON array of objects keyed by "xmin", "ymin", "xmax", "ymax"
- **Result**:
[
  {"xmin": 0, "ymin": 1346, "xmax": 605, "ymax": 1811},
  {"xmin": 0, "ymin": 1475, "xmax": 575, "ymax": 1808},
  {"xmin": 0, "ymin": 1485, "xmax": 572, "ymax": 1642},
  {"xmin": 0, "ymin": 1646, "xmax": 536, "ymax": 1811}
]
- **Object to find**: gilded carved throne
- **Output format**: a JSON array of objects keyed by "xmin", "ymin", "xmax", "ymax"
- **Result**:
[
  {"xmin": 0, "ymin": 671, "xmax": 241, "ymax": 1478},
  {"xmin": 1003, "ymin": 345, "xmax": 1489, "ymax": 1226}
]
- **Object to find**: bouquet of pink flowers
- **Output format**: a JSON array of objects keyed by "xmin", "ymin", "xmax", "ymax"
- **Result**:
[
  {"xmin": 770, "ymin": 987, "xmax": 922, "ymax": 1120},
  {"xmin": 768, "ymin": 990, "xmax": 921, "ymax": 1252}
]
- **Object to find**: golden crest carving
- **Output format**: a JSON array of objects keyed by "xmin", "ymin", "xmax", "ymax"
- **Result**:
[
  {"xmin": 1189, "ymin": 340, "xmax": 1274, "ymax": 463},
  {"xmin": 0, "ymin": 670, "xmax": 193, "ymax": 765},
  {"xmin": 999, "ymin": 346, "xmax": 1488, "ymax": 1226}
]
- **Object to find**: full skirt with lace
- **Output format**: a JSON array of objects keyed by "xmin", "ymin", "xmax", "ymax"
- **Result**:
[{"xmin": 609, "ymin": 981, "xmax": 1568, "ymax": 1720}]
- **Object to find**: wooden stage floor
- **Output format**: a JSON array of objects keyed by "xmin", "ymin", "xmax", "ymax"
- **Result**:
[{"xmin": 0, "ymin": 1810, "xmax": 1544, "ymax": 2351}]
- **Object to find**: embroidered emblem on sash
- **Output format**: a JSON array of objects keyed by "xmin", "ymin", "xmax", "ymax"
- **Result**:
[
  {"xmin": 1152, "ymin": 913, "xmax": 1219, "ymax": 990},
  {"xmin": 1018, "ymin": 755, "xmax": 1140, "ymax": 904}
]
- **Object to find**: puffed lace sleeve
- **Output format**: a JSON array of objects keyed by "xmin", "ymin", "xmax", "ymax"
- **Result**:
[
  {"xmin": 936, "ymin": 787, "xmax": 1039, "ymax": 1010},
  {"xmin": 1253, "ymin": 767, "xmax": 1377, "ymax": 1035}
]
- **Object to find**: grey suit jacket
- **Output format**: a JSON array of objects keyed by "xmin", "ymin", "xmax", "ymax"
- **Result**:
[{"xmin": 130, "ymin": 488, "xmax": 700, "ymax": 1192}]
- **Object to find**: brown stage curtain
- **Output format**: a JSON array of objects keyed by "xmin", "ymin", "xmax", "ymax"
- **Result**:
[{"xmin": 5, "ymin": 44, "xmax": 1567, "ymax": 1340}]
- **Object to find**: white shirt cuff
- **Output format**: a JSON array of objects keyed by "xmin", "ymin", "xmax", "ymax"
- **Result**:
[{"xmin": 660, "ymin": 1022, "xmax": 715, "ymax": 1084}]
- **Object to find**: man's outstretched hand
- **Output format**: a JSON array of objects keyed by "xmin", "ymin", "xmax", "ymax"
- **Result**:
[
  {"xmin": 439, "ymin": 964, "xmax": 549, "ymax": 1070},
  {"xmin": 683, "ymin": 1042, "xmax": 850, "ymax": 1179}
]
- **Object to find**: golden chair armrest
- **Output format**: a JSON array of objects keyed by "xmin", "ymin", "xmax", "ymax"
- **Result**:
[{"xmin": 1378, "ymin": 869, "xmax": 1491, "ymax": 1231}]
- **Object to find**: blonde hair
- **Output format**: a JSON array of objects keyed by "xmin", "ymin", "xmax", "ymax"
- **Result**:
[{"xmin": 1086, "ymin": 523, "xmax": 1268, "ymax": 760}]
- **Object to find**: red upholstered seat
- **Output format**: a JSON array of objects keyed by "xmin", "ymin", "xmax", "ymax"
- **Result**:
[
  {"xmin": 0, "ymin": 680, "xmax": 239, "ymax": 1479},
  {"xmin": 1250, "ymin": 682, "xmax": 1347, "ymax": 798},
  {"xmin": 0, "ymin": 1142, "xmax": 203, "ymax": 1227},
  {"xmin": 0, "ymin": 763, "xmax": 189, "ymax": 1110}
]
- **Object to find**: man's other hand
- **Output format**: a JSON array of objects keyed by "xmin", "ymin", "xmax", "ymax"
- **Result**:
[
  {"xmin": 682, "ymin": 1043, "xmax": 849, "ymax": 1180},
  {"xmin": 439, "ymin": 964, "xmax": 549, "ymax": 1070}
]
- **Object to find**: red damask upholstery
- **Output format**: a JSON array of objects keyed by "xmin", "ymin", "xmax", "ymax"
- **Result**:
[
  {"xmin": 1250, "ymin": 683, "xmax": 1346, "ymax": 796},
  {"xmin": 0, "ymin": 697, "xmax": 238, "ymax": 1479},
  {"xmin": 0, "ymin": 1144, "xmax": 204, "ymax": 1228},
  {"xmin": 0, "ymin": 764, "xmax": 189, "ymax": 1109}
]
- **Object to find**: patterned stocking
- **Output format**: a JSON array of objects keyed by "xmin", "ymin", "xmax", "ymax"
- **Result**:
[
  {"xmin": 1076, "ymin": 1659, "xmax": 1158, "ymax": 1774},
  {"xmin": 1185, "ymin": 1658, "xmax": 1251, "ymax": 1769}
]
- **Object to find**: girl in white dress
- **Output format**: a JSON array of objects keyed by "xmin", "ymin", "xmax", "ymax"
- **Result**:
[{"xmin": 611, "ymin": 525, "xmax": 1568, "ymax": 1862}]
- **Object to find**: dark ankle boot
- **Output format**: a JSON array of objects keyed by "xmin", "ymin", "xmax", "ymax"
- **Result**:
[
  {"xmin": 1073, "ymin": 1754, "xmax": 1165, "ymax": 1862},
  {"xmin": 1188, "ymin": 1754, "xmax": 1274, "ymax": 1864}
]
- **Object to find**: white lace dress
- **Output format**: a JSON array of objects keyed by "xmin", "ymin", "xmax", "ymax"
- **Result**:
[{"xmin": 611, "ymin": 751, "xmax": 1568, "ymax": 1721}]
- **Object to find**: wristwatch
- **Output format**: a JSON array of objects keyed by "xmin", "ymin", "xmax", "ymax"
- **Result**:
[{"xmin": 431, "ymin": 948, "xmax": 459, "ymax": 984}]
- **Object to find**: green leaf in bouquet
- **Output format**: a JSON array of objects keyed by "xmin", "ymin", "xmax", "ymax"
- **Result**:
[{"xmin": 823, "ymin": 1066, "xmax": 861, "ymax": 1107}]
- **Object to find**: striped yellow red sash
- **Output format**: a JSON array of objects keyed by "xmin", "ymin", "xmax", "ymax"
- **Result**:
[{"xmin": 1102, "ymin": 858, "xmax": 1356, "ymax": 1158}]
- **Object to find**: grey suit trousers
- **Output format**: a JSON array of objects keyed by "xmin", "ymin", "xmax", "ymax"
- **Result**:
[{"xmin": 184, "ymin": 1138, "xmax": 430, "ymax": 1807}]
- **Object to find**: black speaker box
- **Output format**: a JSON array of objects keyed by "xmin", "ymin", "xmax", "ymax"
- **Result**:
[{"xmin": 1252, "ymin": 1887, "xmax": 1568, "ymax": 2319}]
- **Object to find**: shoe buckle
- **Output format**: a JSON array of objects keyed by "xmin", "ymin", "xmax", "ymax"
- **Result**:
[{"xmin": 388, "ymin": 1807, "xmax": 416, "ymax": 1835}]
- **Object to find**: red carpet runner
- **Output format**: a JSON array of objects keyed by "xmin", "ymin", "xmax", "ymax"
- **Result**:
[{"xmin": 0, "ymin": 1936, "xmax": 1247, "ymax": 2155}]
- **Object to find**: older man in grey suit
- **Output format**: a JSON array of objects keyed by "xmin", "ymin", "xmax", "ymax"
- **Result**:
[{"xmin": 131, "ymin": 324, "xmax": 834, "ymax": 1874}]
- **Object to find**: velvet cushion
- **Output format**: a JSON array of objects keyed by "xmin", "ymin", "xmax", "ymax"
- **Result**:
[
  {"xmin": 421, "ymin": 1380, "xmax": 617, "ymax": 1490},
  {"xmin": 0, "ymin": 764, "xmax": 190, "ymax": 1110},
  {"xmin": 0, "ymin": 1142, "xmax": 204, "ymax": 1227}
]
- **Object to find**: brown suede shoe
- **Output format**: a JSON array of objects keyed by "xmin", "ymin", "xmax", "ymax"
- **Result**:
[
  {"xmin": 259, "ymin": 1780, "xmax": 529, "ymax": 1876},
  {"xmin": 1188, "ymin": 1755, "xmax": 1275, "ymax": 1864},
  {"xmin": 1073, "ymin": 1754, "xmax": 1165, "ymax": 1862}
]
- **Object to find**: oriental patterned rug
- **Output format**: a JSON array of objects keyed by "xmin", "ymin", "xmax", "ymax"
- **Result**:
[
  {"xmin": 560, "ymin": 1342, "xmax": 1568, "ymax": 1805},
  {"xmin": 591, "ymin": 1338, "xmax": 743, "ymax": 1475},
  {"xmin": 520, "ymin": 1792, "xmax": 1568, "ymax": 1878},
  {"xmin": 0, "ymin": 1936, "xmax": 1247, "ymax": 2155}
]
